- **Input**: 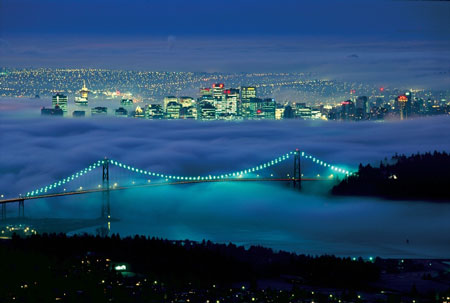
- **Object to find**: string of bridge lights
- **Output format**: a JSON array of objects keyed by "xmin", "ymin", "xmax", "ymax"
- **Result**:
[
  {"xmin": 26, "ymin": 160, "xmax": 105, "ymax": 197},
  {"xmin": 26, "ymin": 151, "xmax": 353, "ymax": 197}
]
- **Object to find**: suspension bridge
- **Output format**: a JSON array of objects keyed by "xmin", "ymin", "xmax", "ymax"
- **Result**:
[{"xmin": 0, "ymin": 149, "xmax": 353, "ymax": 221}]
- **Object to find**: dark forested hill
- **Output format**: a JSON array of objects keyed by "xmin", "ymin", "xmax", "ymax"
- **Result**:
[{"xmin": 332, "ymin": 151, "xmax": 450, "ymax": 201}]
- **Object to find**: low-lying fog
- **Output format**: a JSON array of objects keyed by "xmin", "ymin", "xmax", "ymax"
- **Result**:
[{"xmin": 1, "ymin": 98, "xmax": 450, "ymax": 258}]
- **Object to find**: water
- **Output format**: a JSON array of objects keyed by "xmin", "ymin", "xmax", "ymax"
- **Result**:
[{"xmin": 19, "ymin": 182, "xmax": 450, "ymax": 259}]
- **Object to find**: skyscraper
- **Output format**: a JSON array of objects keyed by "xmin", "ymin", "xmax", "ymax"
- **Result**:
[
  {"xmin": 179, "ymin": 96, "xmax": 195, "ymax": 108},
  {"xmin": 120, "ymin": 98, "xmax": 133, "ymax": 106},
  {"xmin": 200, "ymin": 88, "xmax": 212, "ymax": 97},
  {"xmin": 197, "ymin": 101, "xmax": 216, "ymax": 120},
  {"xmin": 115, "ymin": 107, "xmax": 128, "ymax": 117},
  {"xmin": 75, "ymin": 80, "xmax": 90, "ymax": 106},
  {"xmin": 91, "ymin": 107, "xmax": 108, "ymax": 116},
  {"xmin": 212, "ymin": 84, "xmax": 226, "ymax": 116},
  {"xmin": 212, "ymin": 83, "xmax": 225, "ymax": 99},
  {"xmin": 180, "ymin": 106, "xmax": 197, "ymax": 119},
  {"xmin": 396, "ymin": 95, "xmax": 408, "ymax": 120},
  {"xmin": 404, "ymin": 91, "xmax": 413, "ymax": 118},
  {"xmin": 283, "ymin": 105, "xmax": 295, "ymax": 119},
  {"xmin": 355, "ymin": 96, "xmax": 368, "ymax": 120},
  {"xmin": 295, "ymin": 103, "xmax": 312, "ymax": 119},
  {"xmin": 41, "ymin": 105, "xmax": 63, "ymax": 116},
  {"xmin": 166, "ymin": 101, "xmax": 181, "ymax": 119},
  {"xmin": 341, "ymin": 100, "xmax": 355, "ymax": 120},
  {"xmin": 262, "ymin": 98, "xmax": 276, "ymax": 119},
  {"xmin": 80, "ymin": 80, "xmax": 89, "ymax": 99},
  {"xmin": 240, "ymin": 86, "xmax": 257, "ymax": 101},
  {"xmin": 145, "ymin": 104, "xmax": 164, "ymax": 119},
  {"xmin": 240, "ymin": 87, "xmax": 257, "ymax": 118},
  {"xmin": 224, "ymin": 88, "xmax": 239, "ymax": 115},
  {"xmin": 133, "ymin": 106, "xmax": 145, "ymax": 118},
  {"xmin": 52, "ymin": 93, "xmax": 68, "ymax": 113},
  {"xmin": 163, "ymin": 96, "xmax": 178, "ymax": 111}
]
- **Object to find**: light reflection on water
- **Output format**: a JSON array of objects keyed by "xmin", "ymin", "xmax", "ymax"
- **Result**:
[{"xmin": 19, "ymin": 182, "xmax": 450, "ymax": 259}]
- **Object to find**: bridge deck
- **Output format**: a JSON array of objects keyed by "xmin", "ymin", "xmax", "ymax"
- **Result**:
[{"xmin": 1, "ymin": 178, "xmax": 335, "ymax": 204}]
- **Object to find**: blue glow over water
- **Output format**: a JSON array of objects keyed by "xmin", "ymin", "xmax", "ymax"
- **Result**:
[
  {"xmin": 21, "ymin": 182, "xmax": 450, "ymax": 259},
  {"xmin": 2, "ymin": 98, "xmax": 450, "ymax": 259}
]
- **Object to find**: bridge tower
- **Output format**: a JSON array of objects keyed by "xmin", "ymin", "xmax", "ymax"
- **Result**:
[
  {"xmin": 293, "ymin": 149, "xmax": 301, "ymax": 190},
  {"xmin": 18, "ymin": 199, "xmax": 24, "ymax": 217},
  {"xmin": 101, "ymin": 158, "xmax": 110, "ymax": 220}
]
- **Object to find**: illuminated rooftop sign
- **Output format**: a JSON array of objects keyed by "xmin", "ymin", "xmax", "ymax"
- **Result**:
[{"xmin": 398, "ymin": 95, "xmax": 408, "ymax": 102}]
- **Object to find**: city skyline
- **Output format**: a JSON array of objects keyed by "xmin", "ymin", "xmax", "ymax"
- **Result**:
[{"xmin": 39, "ymin": 80, "xmax": 450, "ymax": 121}]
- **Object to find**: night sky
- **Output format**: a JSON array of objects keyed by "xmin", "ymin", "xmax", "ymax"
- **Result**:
[
  {"xmin": 1, "ymin": 0, "xmax": 449, "ymax": 38},
  {"xmin": 1, "ymin": 0, "xmax": 449, "ymax": 87}
]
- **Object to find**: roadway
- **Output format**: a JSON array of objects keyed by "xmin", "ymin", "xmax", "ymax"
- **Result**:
[{"xmin": 0, "ymin": 177, "xmax": 336, "ymax": 204}]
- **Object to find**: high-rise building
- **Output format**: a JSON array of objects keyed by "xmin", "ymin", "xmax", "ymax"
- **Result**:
[
  {"xmin": 412, "ymin": 98, "xmax": 426, "ymax": 115},
  {"xmin": 355, "ymin": 96, "xmax": 369, "ymax": 120},
  {"xmin": 224, "ymin": 88, "xmax": 239, "ymax": 115},
  {"xmin": 283, "ymin": 105, "xmax": 295, "ymax": 119},
  {"xmin": 41, "ymin": 105, "xmax": 63, "ymax": 116},
  {"xmin": 91, "ymin": 107, "xmax": 108, "ymax": 116},
  {"xmin": 80, "ymin": 80, "xmax": 89, "ymax": 99},
  {"xmin": 240, "ymin": 86, "xmax": 257, "ymax": 101},
  {"xmin": 295, "ymin": 103, "xmax": 313, "ymax": 119},
  {"xmin": 166, "ymin": 101, "xmax": 181, "ymax": 119},
  {"xmin": 243, "ymin": 98, "xmax": 267, "ymax": 119},
  {"xmin": 75, "ymin": 80, "xmax": 90, "ymax": 106},
  {"xmin": 275, "ymin": 104, "xmax": 285, "ymax": 120},
  {"xmin": 145, "ymin": 104, "xmax": 164, "ymax": 119},
  {"xmin": 214, "ymin": 99, "xmax": 227, "ymax": 116},
  {"xmin": 133, "ymin": 106, "xmax": 145, "ymax": 118},
  {"xmin": 299, "ymin": 107, "xmax": 312, "ymax": 119},
  {"xmin": 200, "ymin": 88, "xmax": 212, "ymax": 97},
  {"xmin": 404, "ymin": 91, "xmax": 413, "ymax": 118},
  {"xmin": 180, "ymin": 106, "xmax": 197, "ymax": 119},
  {"xmin": 396, "ymin": 95, "xmax": 408, "ymax": 120},
  {"xmin": 240, "ymin": 87, "xmax": 257, "ymax": 117},
  {"xmin": 262, "ymin": 98, "xmax": 276, "ymax": 119},
  {"xmin": 115, "ymin": 107, "xmax": 128, "ymax": 117},
  {"xmin": 52, "ymin": 93, "xmax": 68, "ymax": 113},
  {"xmin": 179, "ymin": 96, "xmax": 195, "ymax": 108},
  {"xmin": 341, "ymin": 100, "xmax": 355, "ymax": 120},
  {"xmin": 163, "ymin": 96, "xmax": 178, "ymax": 111},
  {"xmin": 120, "ymin": 98, "xmax": 133, "ymax": 106},
  {"xmin": 211, "ymin": 84, "xmax": 226, "ymax": 116},
  {"xmin": 311, "ymin": 108, "xmax": 322, "ymax": 119},
  {"xmin": 212, "ymin": 83, "xmax": 225, "ymax": 99},
  {"xmin": 197, "ymin": 101, "xmax": 216, "ymax": 120}
]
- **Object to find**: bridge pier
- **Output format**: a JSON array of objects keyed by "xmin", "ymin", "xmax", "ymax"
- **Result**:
[
  {"xmin": 293, "ymin": 149, "xmax": 302, "ymax": 190},
  {"xmin": 18, "ymin": 199, "xmax": 24, "ymax": 218}
]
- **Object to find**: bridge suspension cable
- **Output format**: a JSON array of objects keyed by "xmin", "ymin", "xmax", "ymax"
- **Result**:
[
  {"xmin": 26, "ymin": 160, "xmax": 104, "ymax": 197},
  {"xmin": 25, "ymin": 150, "xmax": 353, "ymax": 198}
]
